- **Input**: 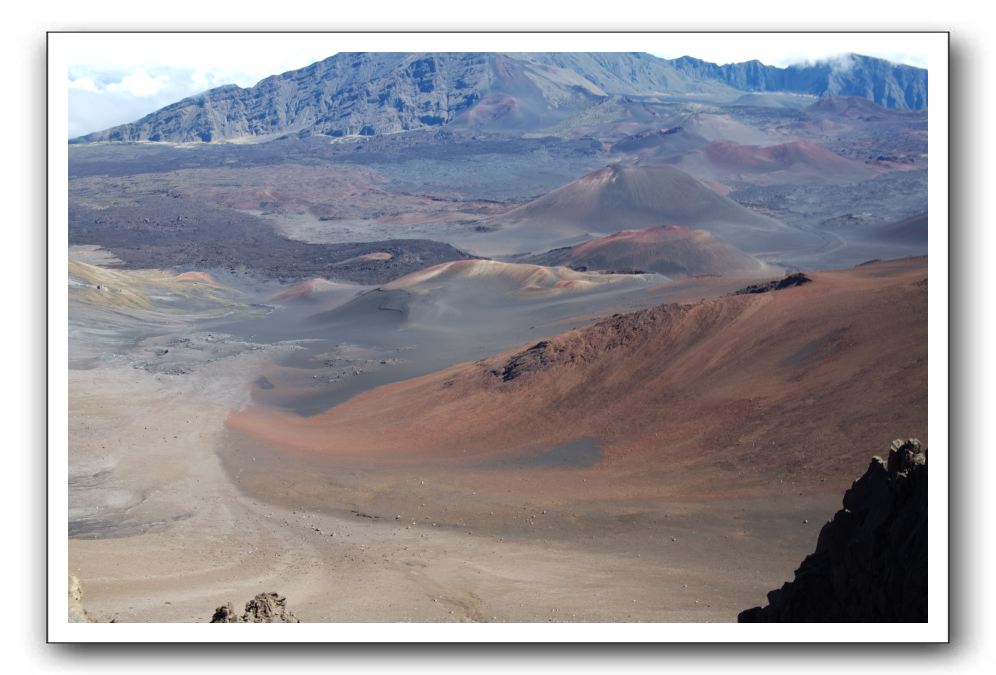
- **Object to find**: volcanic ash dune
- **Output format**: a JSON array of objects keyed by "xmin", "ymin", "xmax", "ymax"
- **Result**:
[
  {"xmin": 383, "ymin": 258, "xmax": 661, "ymax": 297},
  {"xmin": 525, "ymin": 225, "xmax": 775, "ymax": 278},
  {"xmin": 228, "ymin": 257, "xmax": 927, "ymax": 487},
  {"xmin": 307, "ymin": 258, "xmax": 662, "ymax": 330},
  {"xmin": 479, "ymin": 164, "xmax": 818, "ymax": 255}
]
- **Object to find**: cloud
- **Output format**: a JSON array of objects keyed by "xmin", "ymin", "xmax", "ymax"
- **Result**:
[
  {"xmin": 105, "ymin": 70, "xmax": 172, "ymax": 97},
  {"xmin": 651, "ymin": 35, "xmax": 929, "ymax": 70},
  {"xmin": 783, "ymin": 53, "xmax": 859, "ymax": 71},
  {"xmin": 67, "ymin": 77, "xmax": 99, "ymax": 93},
  {"xmin": 67, "ymin": 61, "xmax": 296, "ymax": 137},
  {"xmin": 70, "ymin": 69, "xmax": 175, "ymax": 98},
  {"xmin": 67, "ymin": 70, "xmax": 191, "ymax": 138},
  {"xmin": 67, "ymin": 66, "xmax": 241, "ymax": 137}
]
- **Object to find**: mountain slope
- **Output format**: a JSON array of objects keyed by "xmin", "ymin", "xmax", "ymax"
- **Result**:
[
  {"xmin": 73, "ymin": 52, "xmax": 734, "ymax": 143},
  {"xmin": 869, "ymin": 212, "xmax": 928, "ymax": 245},
  {"xmin": 227, "ymin": 258, "xmax": 927, "ymax": 482},
  {"xmin": 72, "ymin": 52, "xmax": 928, "ymax": 143},
  {"xmin": 669, "ymin": 53, "xmax": 927, "ymax": 109},
  {"xmin": 666, "ymin": 139, "xmax": 882, "ymax": 186},
  {"xmin": 483, "ymin": 164, "xmax": 818, "ymax": 254}
]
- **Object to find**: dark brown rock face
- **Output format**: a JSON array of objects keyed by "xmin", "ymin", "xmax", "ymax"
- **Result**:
[
  {"xmin": 210, "ymin": 593, "xmax": 300, "ymax": 623},
  {"xmin": 739, "ymin": 439, "xmax": 927, "ymax": 622},
  {"xmin": 733, "ymin": 273, "xmax": 812, "ymax": 295}
]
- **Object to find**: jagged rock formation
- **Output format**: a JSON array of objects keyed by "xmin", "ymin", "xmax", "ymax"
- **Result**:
[
  {"xmin": 733, "ymin": 273, "xmax": 812, "ymax": 295},
  {"xmin": 210, "ymin": 592, "xmax": 300, "ymax": 623},
  {"xmin": 72, "ymin": 52, "xmax": 927, "ymax": 143},
  {"xmin": 490, "ymin": 340, "xmax": 557, "ymax": 382},
  {"xmin": 739, "ymin": 439, "xmax": 927, "ymax": 622}
]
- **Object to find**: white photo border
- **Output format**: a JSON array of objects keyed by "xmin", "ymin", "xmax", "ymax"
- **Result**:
[{"xmin": 47, "ymin": 30, "xmax": 949, "ymax": 643}]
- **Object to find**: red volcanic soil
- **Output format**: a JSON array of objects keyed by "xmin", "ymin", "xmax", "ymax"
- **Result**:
[
  {"xmin": 460, "ymin": 95, "xmax": 522, "ymax": 127},
  {"xmin": 555, "ymin": 225, "xmax": 773, "ymax": 278},
  {"xmin": 228, "ymin": 258, "xmax": 927, "ymax": 494},
  {"xmin": 174, "ymin": 271, "xmax": 216, "ymax": 284},
  {"xmin": 671, "ymin": 140, "xmax": 881, "ymax": 186}
]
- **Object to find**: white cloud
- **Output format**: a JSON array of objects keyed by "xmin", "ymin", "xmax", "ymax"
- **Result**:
[
  {"xmin": 104, "ymin": 70, "xmax": 172, "ymax": 97},
  {"xmin": 67, "ymin": 77, "xmax": 99, "ymax": 93},
  {"xmin": 189, "ymin": 69, "xmax": 210, "ymax": 90}
]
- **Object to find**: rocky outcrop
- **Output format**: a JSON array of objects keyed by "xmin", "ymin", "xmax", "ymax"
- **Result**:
[
  {"xmin": 210, "ymin": 592, "xmax": 300, "ymax": 623},
  {"xmin": 739, "ymin": 439, "xmax": 927, "ymax": 622},
  {"xmin": 733, "ymin": 273, "xmax": 812, "ymax": 295},
  {"xmin": 487, "ymin": 303, "xmax": 694, "ymax": 386},
  {"xmin": 490, "ymin": 340, "xmax": 556, "ymax": 382}
]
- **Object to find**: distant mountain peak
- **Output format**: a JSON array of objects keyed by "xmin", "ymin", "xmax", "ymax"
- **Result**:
[{"xmin": 71, "ymin": 51, "xmax": 927, "ymax": 144}]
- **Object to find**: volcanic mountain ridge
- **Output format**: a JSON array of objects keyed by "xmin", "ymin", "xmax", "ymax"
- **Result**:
[{"xmin": 73, "ymin": 52, "xmax": 927, "ymax": 143}]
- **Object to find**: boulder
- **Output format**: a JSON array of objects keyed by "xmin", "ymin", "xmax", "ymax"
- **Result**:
[{"xmin": 210, "ymin": 592, "xmax": 300, "ymax": 623}]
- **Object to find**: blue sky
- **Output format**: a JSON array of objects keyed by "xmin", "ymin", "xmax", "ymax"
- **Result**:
[{"xmin": 65, "ymin": 34, "xmax": 932, "ymax": 138}]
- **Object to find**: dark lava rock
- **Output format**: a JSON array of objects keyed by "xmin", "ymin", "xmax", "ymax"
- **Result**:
[
  {"xmin": 69, "ymin": 195, "xmax": 473, "ymax": 284},
  {"xmin": 738, "ymin": 439, "xmax": 927, "ymax": 622},
  {"xmin": 733, "ymin": 272, "xmax": 812, "ymax": 295},
  {"xmin": 490, "ymin": 340, "xmax": 555, "ymax": 382},
  {"xmin": 210, "ymin": 592, "xmax": 300, "ymax": 623}
]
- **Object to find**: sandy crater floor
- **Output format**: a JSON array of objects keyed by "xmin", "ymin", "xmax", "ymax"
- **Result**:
[{"xmin": 68, "ymin": 342, "xmax": 834, "ymax": 623}]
